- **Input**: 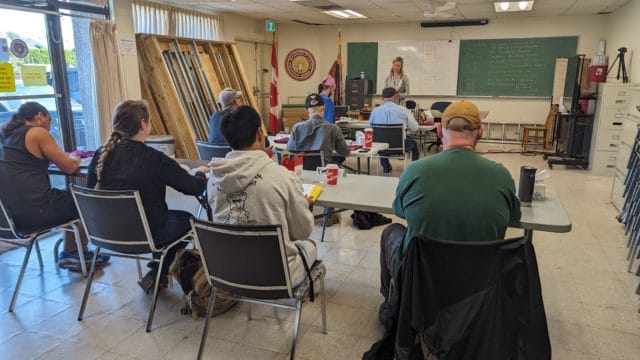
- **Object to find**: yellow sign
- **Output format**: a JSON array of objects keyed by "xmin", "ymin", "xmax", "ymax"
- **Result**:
[
  {"xmin": 0, "ymin": 63, "xmax": 16, "ymax": 92},
  {"xmin": 21, "ymin": 65, "xmax": 47, "ymax": 86}
]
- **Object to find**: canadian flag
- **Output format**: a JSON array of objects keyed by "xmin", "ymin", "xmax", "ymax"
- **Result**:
[{"xmin": 269, "ymin": 32, "xmax": 281, "ymax": 134}]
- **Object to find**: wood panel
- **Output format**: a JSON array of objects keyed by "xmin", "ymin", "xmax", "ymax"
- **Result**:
[{"xmin": 136, "ymin": 34, "xmax": 256, "ymax": 158}]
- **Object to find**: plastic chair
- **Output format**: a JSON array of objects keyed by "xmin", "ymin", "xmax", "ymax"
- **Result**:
[
  {"xmin": 71, "ymin": 185, "xmax": 193, "ymax": 332},
  {"xmin": 275, "ymin": 148, "xmax": 325, "ymax": 171},
  {"xmin": 196, "ymin": 140, "xmax": 232, "ymax": 161},
  {"xmin": 0, "ymin": 195, "xmax": 88, "ymax": 312},
  {"xmin": 191, "ymin": 219, "xmax": 327, "ymax": 360},
  {"xmin": 371, "ymin": 124, "xmax": 407, "ymax": 174}
]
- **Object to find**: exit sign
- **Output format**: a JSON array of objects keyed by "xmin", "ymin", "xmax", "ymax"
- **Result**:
[{"xmin": 266, "ymin": 20, "xmax": 276, "ymax": 32}]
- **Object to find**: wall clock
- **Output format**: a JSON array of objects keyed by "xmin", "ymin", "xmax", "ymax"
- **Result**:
[{"xmin": 285, "ymin": 48, "xmax": 316, "ymax": 81}]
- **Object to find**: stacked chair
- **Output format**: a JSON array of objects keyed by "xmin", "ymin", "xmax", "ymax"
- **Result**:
[{"xmin": 616, "ymin": 124, "xmax": 640, "ymax": 312}]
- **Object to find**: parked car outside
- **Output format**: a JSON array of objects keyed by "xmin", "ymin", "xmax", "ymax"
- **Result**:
[{"xmin": 0, "ymin": 83, "xmax": 86, "ymax": 149}]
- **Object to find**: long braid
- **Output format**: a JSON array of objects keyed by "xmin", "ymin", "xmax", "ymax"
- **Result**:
[{"xmin": 94, "ymin": 131, "xmax": 122, "ymax": 189}]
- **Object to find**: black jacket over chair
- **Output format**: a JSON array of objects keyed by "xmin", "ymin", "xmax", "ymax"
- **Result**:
[{"xmin": 396, "ymin": 234, "xmax": 551, "ymax": 360}]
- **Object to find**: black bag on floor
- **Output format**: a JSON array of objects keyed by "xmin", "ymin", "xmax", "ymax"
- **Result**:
[{"xmin": 351, "ymin": 210, "xmax": 392, "ymax": 230}]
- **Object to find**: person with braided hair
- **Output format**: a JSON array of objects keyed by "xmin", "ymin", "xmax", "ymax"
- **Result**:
[
  {"xmin": 86, "ymin": 100, "xmax": 208, "ymax": 293},
  {"xmin": 0, "ymin": 102, "xmax": 110, "ymax": 271}
]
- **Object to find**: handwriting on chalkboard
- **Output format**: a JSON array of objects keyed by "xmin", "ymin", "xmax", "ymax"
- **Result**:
[{"xmin": 457, "ymin": 37, "xmax": 578, "ymax": 97}]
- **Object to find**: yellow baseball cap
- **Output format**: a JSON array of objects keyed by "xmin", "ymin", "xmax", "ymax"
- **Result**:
[{"xmin": 441, "ymin": 101, "xmax": 482, "ymax": 131}]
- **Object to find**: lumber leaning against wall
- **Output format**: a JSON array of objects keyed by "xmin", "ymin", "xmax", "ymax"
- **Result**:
[{"xmin": 136, "ymin": 34, "xmax": 258, "ymax": 159}]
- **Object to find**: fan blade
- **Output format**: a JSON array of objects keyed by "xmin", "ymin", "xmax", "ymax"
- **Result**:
[{"xmin": 436, "ymin": 1, "xmax": 456, "ymax": 12}]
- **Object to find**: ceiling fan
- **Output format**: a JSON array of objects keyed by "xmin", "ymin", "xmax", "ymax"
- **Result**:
[{"xmin": 424, "ymin": 1, "xmax": 457, "ymax": 18}]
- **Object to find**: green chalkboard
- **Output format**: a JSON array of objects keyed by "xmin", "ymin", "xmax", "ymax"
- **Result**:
[
  {"xmin": 347, "ymin": 42, "xmax": 378, "ymax": 91},
  {"xmin": 457, "ymin": 37, "xmax": 579, "ymax": 97}
]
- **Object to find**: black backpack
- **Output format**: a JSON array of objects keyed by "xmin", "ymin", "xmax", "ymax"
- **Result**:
[{"xmin": 351, "ymin": 210, "xmax": 392, "ymax": 230}]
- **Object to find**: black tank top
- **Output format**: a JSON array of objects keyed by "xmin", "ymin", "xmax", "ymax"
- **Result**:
[{"xmin": 0, "ymin": 124, "xmax": 61, "ymax": 221}]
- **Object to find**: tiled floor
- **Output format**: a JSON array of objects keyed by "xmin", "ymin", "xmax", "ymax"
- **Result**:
[{"xmin": 1, "ymin": 144, "xmax": 639, "ymax": 359}]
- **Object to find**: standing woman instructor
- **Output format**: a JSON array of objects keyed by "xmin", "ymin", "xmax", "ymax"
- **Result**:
[{"xmin": 384, "ymin": 56, "xmax": 410, "ymax": 103}]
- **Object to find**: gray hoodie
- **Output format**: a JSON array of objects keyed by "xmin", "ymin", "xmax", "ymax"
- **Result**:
[{"xmin": 207, "ymin": 150, "xmax": 314, "ymax": 285}]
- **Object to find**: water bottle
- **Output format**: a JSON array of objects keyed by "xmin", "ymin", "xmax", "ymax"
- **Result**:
[{"xmin": 518, "ymin": 166, "xmax": 537, "ymax": 206}]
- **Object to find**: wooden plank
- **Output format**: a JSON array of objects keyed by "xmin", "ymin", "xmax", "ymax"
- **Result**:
[
  {"xmin": 136, "ymin": 35, "xmax": 197, "ymax": 158},
  {"xmin": 139, "ymin": 74, "xmax": 168, "ymax": 135},
  {"xmin": 231, "ymin": 43, "xmax": 258, "ymax": 110}
]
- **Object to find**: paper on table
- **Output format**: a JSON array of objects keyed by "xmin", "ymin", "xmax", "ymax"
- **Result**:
[{"xmin": 302, "ymin": 183, "xmax": 323, "ymax": 202}]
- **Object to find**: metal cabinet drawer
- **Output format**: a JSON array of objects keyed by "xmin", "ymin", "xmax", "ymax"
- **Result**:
[
  {"xmin": 599, "ymin": 86, "xmax": 628, "ymax": 109},
  {"xmin": 598, "ymin": 108, "xmax": 625, "ymax": 131},
  {"xmin": 595, "ymin": 130, "xmax": 622, "ymax": 151},
  {"xmin": 591, "ymin": 151, "xmax": 618, "ymax": 176}
]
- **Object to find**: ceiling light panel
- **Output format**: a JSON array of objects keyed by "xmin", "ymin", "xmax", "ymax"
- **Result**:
[{"xmin": 494, "ymin": 1, "xmax": 534, "ymax": 12}]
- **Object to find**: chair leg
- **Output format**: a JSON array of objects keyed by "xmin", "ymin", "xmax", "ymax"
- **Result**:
[
  {"xmin": 9, "ymin": 241, "xmax": 34, "ymax": 312},
  {"xmin": 319, "ymin": 272, "xmax": 327, "ymax": 335},
  {"xmin": 70, "ymin": 223, "xmax": 88, "ymax": 277},
  {"xmin": 34, "ymin": 240, "xmax": 44, "ymax": 269},
  {"xmin": 290, "ymin": 298, "xmax": 303, "ymax": 360},
  {"xmin": 196, "ymin": 205, "xmax": 203, "ymax": 219},
  {"xmin": 320, "ymin": 207, "xmax": 329, "ymax": 242},
  {"xmin": 197, "ymin": 288, "xmax": 217, "ymax": 360},
  {"xmin": 78, "ymin": 247, "xmax": 100, "ymax": 320},
  {"xmin": 146, "ymin": 253, "xmax": 166, "ymax": 332},
  {"xmin": 136, "ymin": 259, "xmax": 143, "ymax": 280},
  {"xmin": 53, "ymin": 237, "xmax": 63, "ymax": 266},
  {"xmin": 247, "ymin": 303, "xmax": 252, "ymax": 321}
]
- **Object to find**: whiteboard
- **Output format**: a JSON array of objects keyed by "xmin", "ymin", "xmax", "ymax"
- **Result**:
[{"xmin": 376, "ymin": 40, "xmax": 460, "ymax": 96}]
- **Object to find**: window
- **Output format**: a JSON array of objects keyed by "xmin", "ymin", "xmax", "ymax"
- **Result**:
[{"xmin": 133, "ymin": 1, "xmax": 221, "ymax": 41}]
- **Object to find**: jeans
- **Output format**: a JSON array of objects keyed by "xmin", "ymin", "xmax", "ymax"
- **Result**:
[
  {"xmin": 379, "ymin": 223, "xmax": 406, "ymax": 327},
  {"xmin": 148, "ymin": 210, "xmax": 191, "ymax": 282},
  {"xmin": 379, "ymin": 138, "xmax": 419, "ymax": 171}
]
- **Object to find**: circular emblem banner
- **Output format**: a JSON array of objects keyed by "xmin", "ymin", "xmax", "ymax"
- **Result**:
[{"xmin": 285, "ymin": 48, "xmax": 316, "ymax": 81}]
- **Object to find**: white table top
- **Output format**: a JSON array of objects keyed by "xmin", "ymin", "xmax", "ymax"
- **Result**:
[
  {"xmin": 302, "ymin": 170, "xmax": 571, "ymax": 234},
  {"xmin": 268, "ymin": 136, "xmax": 389, "ymax": 158}
]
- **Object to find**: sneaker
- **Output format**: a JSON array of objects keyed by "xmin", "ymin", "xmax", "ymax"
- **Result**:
[
  {"xmin": 138, "ymin": 270, "xmax": 167, "ymax": 295},
  {"xmin": 325, "ymin": 213, "xmax": 341, "ymax": 227},
  {"xmin": 58, "ymin": 250, "xmax": 110, "ymax": 272}
]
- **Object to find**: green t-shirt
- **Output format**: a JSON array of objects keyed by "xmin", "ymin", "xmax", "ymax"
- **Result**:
[{"xmin": 393, "ymin": 148, "xmax": 522, "ymax": 253}]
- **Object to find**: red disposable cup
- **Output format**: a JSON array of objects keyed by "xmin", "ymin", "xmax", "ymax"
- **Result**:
[
  {"xmin": 325, "ymin": 164, "xmax": 339, "ymax": 185},
  {"xmin": 364, "ymin": 128, "xmax": 373, "ymax": 148}
]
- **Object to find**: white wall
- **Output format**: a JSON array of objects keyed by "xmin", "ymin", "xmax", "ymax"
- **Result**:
[
  {"xmin": 275, "ymin": 15, "xmax": 612, "ymax": 124},
  {"xmin": 606, "ymin": 0, "xmax": 640, "ymax": 83},
  {"xmin": 112, "ymin": 0, "xmax": 141, "ymax": 99}
]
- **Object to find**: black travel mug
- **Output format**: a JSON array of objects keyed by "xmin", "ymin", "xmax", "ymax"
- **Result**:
[{"xmin": 518, "ymin": 166, "xmax": 536, "ymax": 207}]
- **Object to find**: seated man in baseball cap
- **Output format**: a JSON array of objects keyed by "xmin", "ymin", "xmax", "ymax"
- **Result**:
[
  {"xmin": 208, "ymin": 88, "xmax": 243, "ymax": 145},
  {"xmin": 368, "ymin": 87, "xmax": 419, "ymax": 173},
  {"xmin": 377, "ymin": 100, "xmax": 521, "ymax": 332}
]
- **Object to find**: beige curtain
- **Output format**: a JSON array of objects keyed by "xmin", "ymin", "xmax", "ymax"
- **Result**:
[
  {"xmin": 90, "ymin": 20, "xmax": 127, "ymax": 143},
  {"xmin": 173, "ymin": 8, "xmax": 221, "ymax": 41},
  {"xmin": 132, "ymin": 0, "xmax": 170, "ymax": 35}
]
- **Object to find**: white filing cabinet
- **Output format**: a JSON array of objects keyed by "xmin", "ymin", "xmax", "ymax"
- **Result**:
[
  {"xmin": 610, "ymin": 86, "xmax": 640, "ymax": 210},
  {"xmin": 589, "ymin": 83, "xmax": 631, "ymax": 176}
]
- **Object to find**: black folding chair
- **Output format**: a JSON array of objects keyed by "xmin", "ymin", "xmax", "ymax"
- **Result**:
[
  {"xmin": 196, "ymin": 140, "xmax": 232, "ymax": 161},
  {"xmin": 190, "ymin": 219, "xmax": 327, "ymax": 360},
  {"xmin": 275, "ymin": 148, "xmax": 325, "ymax": 171},
  {"xmin": 371, "ymin": 124, "xmax": 407, "ymax": 174},
  {"xmin": 0, "ymin": 195, "xmax": 88, "ymax": 311},
  {"xmin": 71, "ymin": 185, "xmax": 193, "ymax": 332}
]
